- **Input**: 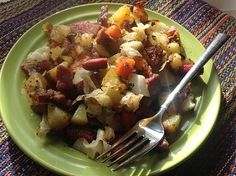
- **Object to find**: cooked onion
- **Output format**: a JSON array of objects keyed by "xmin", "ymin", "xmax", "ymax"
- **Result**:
[
  {"xmin": 73, "ymin": 68, "xmax": 97, "ymax": 94},
  {"xmin": 73, "ymin": 129, "xmax": 112, "ymax": 158},
  {"xmin": 128, "ymin": 73, "xmax": 150, "ymax": 96},
  {"xmin": 120, "ymin": 41, "xmax": 143, "ymax": 57},
  {"xmin": 120, "ymin": 91, "xmax": 143, "ymax": 112},
  {"xmin": 26, "ymin": 46, "xmax": 50, "ymax": 61}
]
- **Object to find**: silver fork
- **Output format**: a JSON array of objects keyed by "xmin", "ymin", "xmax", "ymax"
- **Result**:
[{"xmin": 97, "ymin": 33, "xmax": 228, "ymax": 171}]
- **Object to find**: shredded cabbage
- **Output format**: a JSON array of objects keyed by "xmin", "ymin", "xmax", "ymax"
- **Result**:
[
  {"xmin": 128, "ymin": 73, "xmax": 150, "ymax": 97},
  {"xmin": 86, "ymin": 89, "xmax": 113, "ymax": 108},
  {"xmin": 120, "ymin": 41, "xmax": 143, "ymax": 57},
  {"xmin": 120, "ymin": 91, "xmax": 143, "ymax": 112},
  {"xmin": 73, "ymin": 128, "xmax": 114, "ymax": 158},
  {"xmin": 73, "ymin": 68, "xmax": 97, "ymax": 94},
  {"xmin": 122, "ymin": 23, "xmax": 150, "ymax": 42},
  {"xmin": 26, "ymin": 46, "xmax": 50, "ymax": 61},
  {"xmin": 181, "ymin": 93, "xmax": 195, "ymax": 112},
  {"xmin": 37, "ymin": 114, "xmax": 50, "ymax": 137}
]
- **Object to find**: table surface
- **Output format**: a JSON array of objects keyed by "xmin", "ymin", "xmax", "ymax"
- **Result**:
[{"xmin": 0, "ymin": 0, "xmax": 235, "ymax": 176}]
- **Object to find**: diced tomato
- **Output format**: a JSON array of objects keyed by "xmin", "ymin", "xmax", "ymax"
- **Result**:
[{"xmin": 115, "ymin": 56, "xmax": 135, "ymax": 79}]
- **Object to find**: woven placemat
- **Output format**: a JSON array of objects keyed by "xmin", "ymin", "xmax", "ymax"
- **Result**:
[{"xmin": 0, "ymin": 0, "xmax": 235, "ymax": 175}]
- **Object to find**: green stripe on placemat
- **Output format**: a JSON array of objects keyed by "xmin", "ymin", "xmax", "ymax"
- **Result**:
[{"xmin": 0, "ymin": 0, "xmax": 235, "ymax": 176}]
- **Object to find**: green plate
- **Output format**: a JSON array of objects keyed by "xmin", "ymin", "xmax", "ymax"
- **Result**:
[{"xmin": 0, "ymin": 3, "xmax": 221, "ymax": 176}]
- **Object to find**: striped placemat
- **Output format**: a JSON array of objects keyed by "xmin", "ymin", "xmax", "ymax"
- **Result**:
[{"xmin": 0, "ymin": 0, "xmax": 235, "ymax": 175}]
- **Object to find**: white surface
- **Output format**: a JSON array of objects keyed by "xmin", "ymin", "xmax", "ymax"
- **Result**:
[
  {"xmin": 203, "ymin": 0, "xmax": 236, "ymax": 17},
  {"xmin": 203, "ymin": 0, "xmax": 236, "ymax": 10}
]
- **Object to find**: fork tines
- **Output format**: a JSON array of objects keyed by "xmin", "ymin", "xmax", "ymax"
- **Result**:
[{"xmin": 97, "ymin": 132, "xmax": 151, "ymax": 171}]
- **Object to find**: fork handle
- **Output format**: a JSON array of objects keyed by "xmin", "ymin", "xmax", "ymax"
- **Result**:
[{"xmin": 161, "ymin": 33, "xmax": 228, "ymax": 110}]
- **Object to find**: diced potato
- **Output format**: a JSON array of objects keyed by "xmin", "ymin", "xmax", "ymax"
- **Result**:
[
  {"xmin": 62, "ymin": 56, "xmax": 73, "ymax": 64},
  {"xmin": 167, "ymin": 42, "xmax": 181, "ymax": 54},
  {"xmin": 50, "ymin": 46, "xmax": 65, "ymax": 60},
  {"xmin": 85, "ymin": 96, "xmax": 102, "ymax": 116},
  {"xmin": 71, "ymin": 104, "xmax": 88, "ymax": 125},
  {"xmin": 101, "ymin": 68, "xmax": 121, "ymax": 88},
  {"xmin": 162, "ymin": 114, "xmax": 181, "ymax": 133},
  {"xmin": 47, "ymin": 104, "xmax": 70, "ymax": 130},
  {"xmin": 50, "ymin": 25, "xmax": 71, "ymax": 43},
  {"xmin": 159, "ymin": 92, "xmax": 181, "ymax": 133},
  {"xmin": 169, "ymin": 53, "xmax": 183, "ymax": 72},
  {"xmin": 148, "ymin": 32, "xmax": 169, "ymax": 49},
  {"xmin": 57, "ymin": 25, "xmax": 71, "ymax": 37},
  {"xmin": 101, "ymin": 68, "xmax": 123, "ymax": 104},
  {"xmin": 42, "ymin": 22, "xmax": 53, "ymax": 32},
  {"xmin": 102, "ymin": 84, "xmax": 122, "ymax": 105},
  {"xmin": 108, "ymin": 53, "xmax": 122, "ymax": 65},
  {"xmin": 120, "ymin": 92, "xmax": 143, "ymax": 112},
  {"xmin": 88, "ymin": 89, "xmax": 113, "ymax": 108},
  {"xmin": 47, "ymin": 61, "xmax": 68, "ymax": 81},
  {"xmin": 149, "ymin": 21, "xmax": 170, "ymax": 33},
  {"xmin": 80, "ymin": 33, "xmax": 94, "ymax": 48},
  {"xmin": 24, "ymin": 72, "xmax": 47, "ymax": 94},
  {"xmin": 108, "ymin": 5, "xmax": 133, "ymax": 27},
  {"xmin": 103, "ymin": 126, "xmax": 115, "ymax": 141}
]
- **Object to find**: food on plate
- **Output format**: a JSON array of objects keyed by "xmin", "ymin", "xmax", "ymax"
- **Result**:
[{"xmin": 21, "ymin": 2, "xmax": 201, "ymax": 159}]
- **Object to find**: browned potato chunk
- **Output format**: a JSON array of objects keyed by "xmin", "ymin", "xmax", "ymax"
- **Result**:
[
  {"xmin": 101, "ymin": 68, "xmax": 123, "ymax": 105},
  {"xmin": 24, "ymin": 72, "xmax": 47, "ymax": 94},
  {"xmin": 162, "ymin": 114, "xmax": 181, "ymax": 133},
  {"xmin": 47, "ymin": 104, "xmax": 70, "ymax": 130},
  {"xmin": 108, "ymin": 5, "xmax": 133, "ymax": 27},
  {"xmin": 169, "ymin": 53, "xmax": 183, "ymax": 72},
  {"xmin": 46, "ymin": 61, "xmax": 68, "ymax": 81},
  {"xmin": 71, "ymin": 104, "xmax": 88, "ymax": 125}
]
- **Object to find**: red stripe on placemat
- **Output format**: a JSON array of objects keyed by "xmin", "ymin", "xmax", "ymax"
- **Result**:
[{"xmin": 200, "ymin": 15, "xmax": 231, "ymax": 43}]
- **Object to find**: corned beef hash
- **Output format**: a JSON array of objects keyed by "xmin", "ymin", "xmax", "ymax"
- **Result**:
[{"xmin": 21, "ymin": 2, "xmax": 199, "ymax": 158}]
